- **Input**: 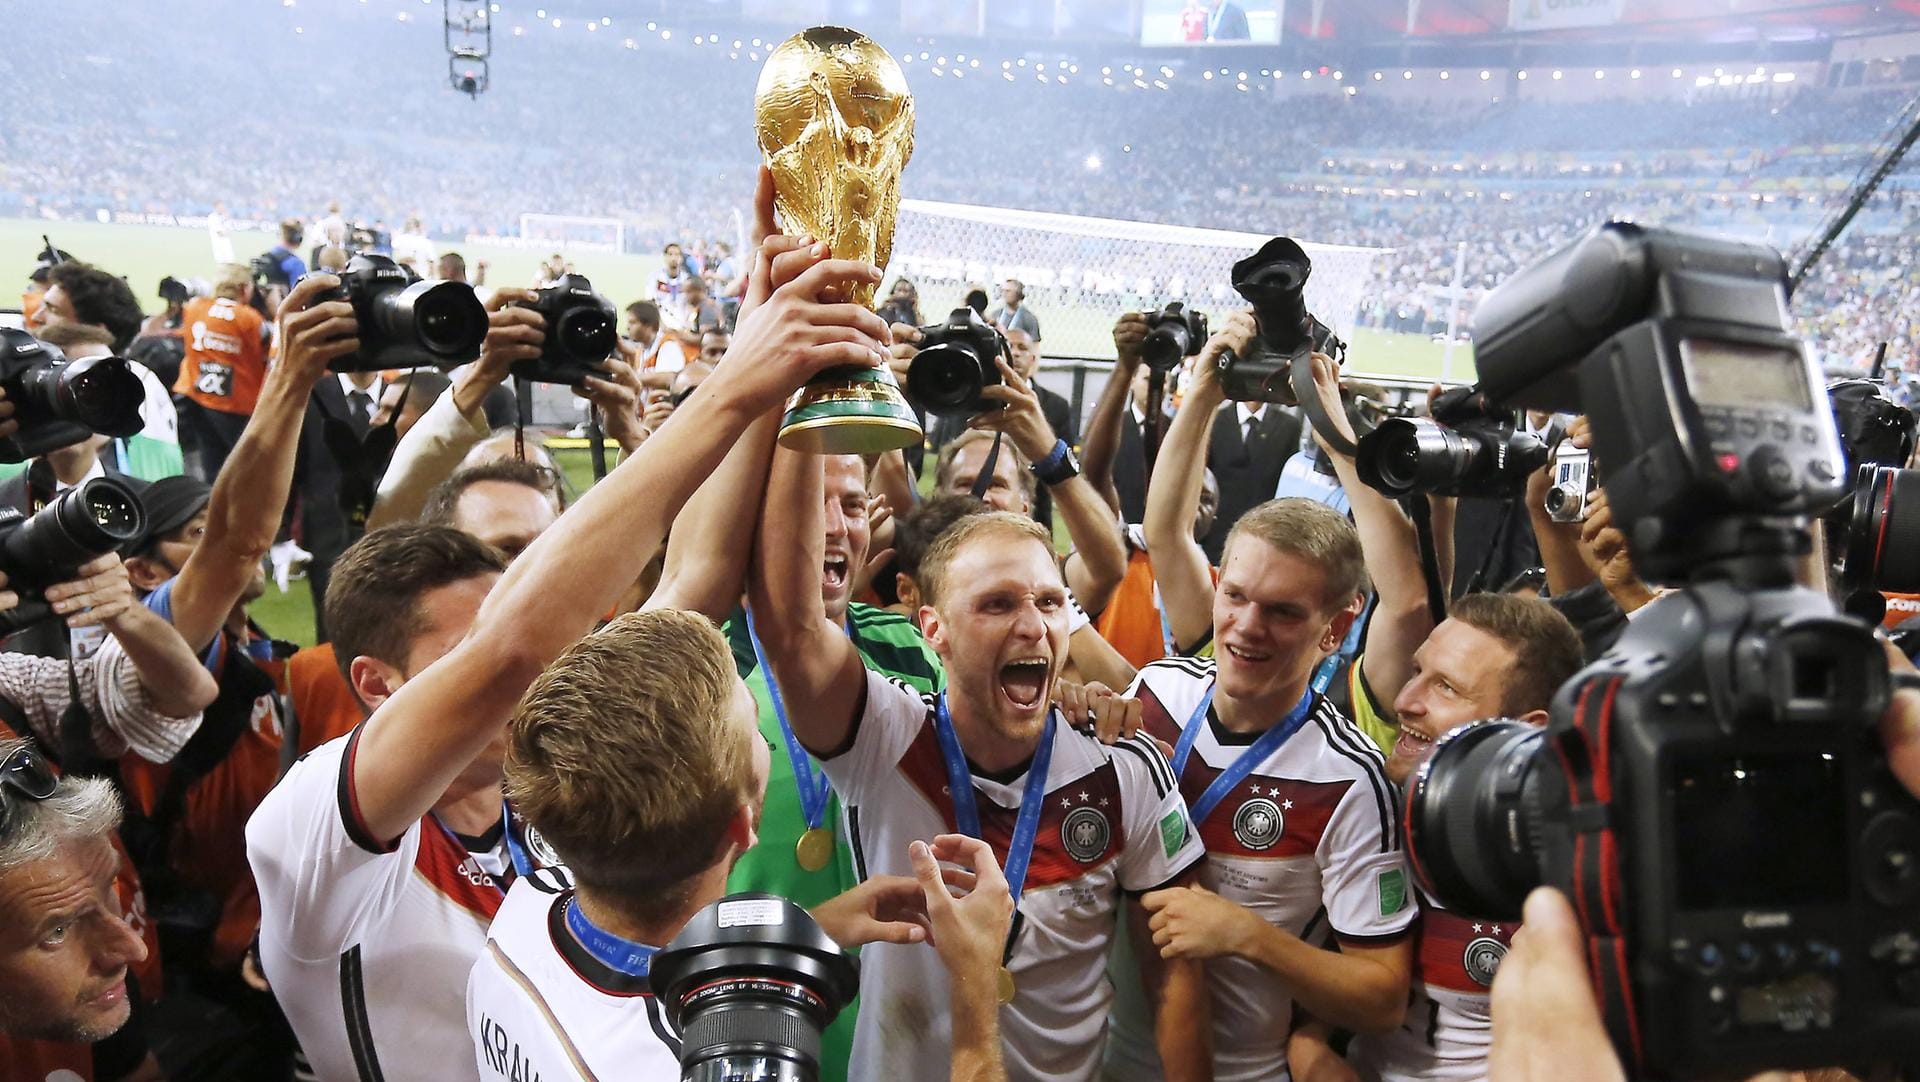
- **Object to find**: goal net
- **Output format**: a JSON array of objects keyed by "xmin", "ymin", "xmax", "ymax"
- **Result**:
[
  {"xmin": 887, "ymin": 200, "xmax": 1388, "ymax": 365},
  {"xmin": 518, "ymin": 213, "xmax": 625, "ymax": 254}
]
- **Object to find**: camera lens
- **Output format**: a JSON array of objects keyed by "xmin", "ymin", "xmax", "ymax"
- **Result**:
[
  {"xmin": 907, "ymin": 345, "xmax": 989, "ymax": 417},
  {"xmin": 557, "ymin": 307, "xmax": 617, "ymax": 365},
  {"xmin": 1545, "ymin": 483, "xmax": 1579, "ymax": 517},
  {"xmin": 0, "ymin": 476, "xmax": 147, "ymax": 591},
  {"xmin": 1358, "ymin": 419, "xmax": 1474, "ymax": 497},
  {"xmin": 383, "ymin": 280, "xmax": 487, "ymax": 360},
  {"xmin": 28, "ymin": 355, "xmax": 145, "ymax": 438},
  {"xmin": 1141, "ymin": 324, "xmax": 1190, "ymax": 372},
  {"xmin": 1843, "ymin": 464, "xmax": 1920, "ymax": 593},
  {"xmin": 652, "ymin": 895, "xmax": 859, "ymax": 1082},
  {"xmin": 1404, "ymin": 720, "xmax": 1550, "ymax": 921}
]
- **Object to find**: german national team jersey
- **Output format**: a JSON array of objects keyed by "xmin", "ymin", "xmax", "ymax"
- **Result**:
[
  {"xmin": 175, "ymin": 295, "xmax": 267, "ymax": 415},
  {"xmin": 823, "ymin": 669, "xmax": 1203, "ymax": 1082},
  {"xmin": 1347, "ymin": 890, "xmax": 1514, "ymax": 1082},
  {"xmin": 466, "ymin": 871, "xmax": 682, "ymax": 1082},
  {"xmin": 1107, "ymin": 656, "xmax": 1418, "ymax": 1082},
  {"xmin": 247, "ymin": 728, "xmax": 558, "ymax": 1082}
]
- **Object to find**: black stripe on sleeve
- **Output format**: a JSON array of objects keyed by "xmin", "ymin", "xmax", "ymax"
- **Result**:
[
  {"xmin": 340, "ymin": 945, "xmax": 386, "ymax": 1082},
  {"xmin": 847, "ymin": 805, "xmax": 870, "ymax": 883},
  {"xmin": 1312, "ymin": 712, "xmax": 1396, "ymax": 854},
  {"xmin": 1112, "ymin": 737, "xmax": 1174, "ymax": 799},
  {"xmin": 336, "ymin": 726, "xmax": 399, "ymax": 855}
]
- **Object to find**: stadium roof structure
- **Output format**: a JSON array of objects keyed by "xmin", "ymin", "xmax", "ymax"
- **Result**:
[{"xmin": 1305, "ymin": 0, "xmax": 1920, "ymax": 42}]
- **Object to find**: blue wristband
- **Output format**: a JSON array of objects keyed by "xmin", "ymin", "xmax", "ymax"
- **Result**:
[{"xmin": 1033, "ymin": 439, "xmax": 1069, "ymax": 474}]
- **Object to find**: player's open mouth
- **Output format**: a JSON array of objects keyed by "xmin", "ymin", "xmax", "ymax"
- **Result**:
[
  {"xmin": 822, "ymin": 554, "xmax": 849, "ymax": 592},
  {"xmin": 999, "ymin": 659, "xmax": 1049, "ymax": 709},
  {"xmin": 1394, "ymin": 727, "xmax": 1437, "ymax": 761}
]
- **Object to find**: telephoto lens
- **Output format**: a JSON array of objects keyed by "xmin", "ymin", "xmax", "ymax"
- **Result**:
[
  {"xmin": 650, "ymin": 894, "xmax": 859, "ymax": 1082},
  {"xmin": 906, "ymin": 307, "xmax": 1007, "ymax": 418},
  {"xmin": 375, "ymin": 277, "xmax": 488, "ymax": 359},
  {"xmin": 0, "ymin": 476, "xmax": 147, "ymax": 635},
  {"xmin": 19, "ymin": 354, "xmax": 146, "ymax": 438},
  {"xmin": 1402, "ymin": 720, "xmax": 1554, "ymax": 922}
]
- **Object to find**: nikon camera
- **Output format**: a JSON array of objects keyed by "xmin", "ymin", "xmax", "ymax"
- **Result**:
[
  {"xmin": 1402, "ymin": 222, "xmax": 1920, "ymax": 1076},
  {"xmin": 325, "ymin": 254, "xmax": 487, "ymax": 373},
  {"xmin": 0, "ymin": 329, "xmax": 146, "ymax": 462}
]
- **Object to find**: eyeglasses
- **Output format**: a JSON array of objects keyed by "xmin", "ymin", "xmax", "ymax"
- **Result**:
[{"xmin": 0, "ymin": 744, "xmax": 58, "ymax": 839}]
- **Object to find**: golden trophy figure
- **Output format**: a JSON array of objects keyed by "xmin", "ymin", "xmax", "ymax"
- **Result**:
[{"xmin": 755, "ymin": 26, "xmax": 925, "ymax": 454}]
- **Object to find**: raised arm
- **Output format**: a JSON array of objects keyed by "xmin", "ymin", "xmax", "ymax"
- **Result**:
[
  {"xmin": 167, "ymin": 276, "xmax": 354, "ymax": 652},
  {"xmin": 1081, "ymin": 314, "xmax": 1148, "ymax": 517},
  {"xmin": 747, "ymin": 443, "xmax": 868, "ymax": 756},
  {"xmin": 48, "ymin": 554, "xmax": 217, "ymax": 721},
  {"xmin": 1301, "ymin": 352, "xmax": 1433, "ymax": 709},
  {"xmin": 1145, "ymin": 315, "xmax": 1252, "ymax": 653},
  {"xmin": 351, "ymin": 254, "xmax": 890, "ymax": 842},
  {"xmin": 969, "ymin": 357, "xmax": 1128, "ymax": 615}
]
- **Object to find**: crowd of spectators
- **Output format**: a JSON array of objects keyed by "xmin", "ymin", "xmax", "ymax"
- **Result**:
[{"xmin": 2, "ymin": 0, "xmax": 1914, "ymax": 370}]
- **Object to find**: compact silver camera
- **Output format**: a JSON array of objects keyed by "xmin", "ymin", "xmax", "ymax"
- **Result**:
[{"xmin": 1544, "ymin": 442, "xmax": 1594, "ymax": 523}]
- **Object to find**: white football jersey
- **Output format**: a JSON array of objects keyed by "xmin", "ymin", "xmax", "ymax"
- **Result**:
[
  {"xmin": 248, "ymin": 729, "xmax": 543, "ymax": 1082},
  {"xmin": 1347, "ymin": 890, "xmax": 1515, "ymax": 1082},
  {"xmin": 822, "ymin": 669, "xmax": 1203, "ymax": 1082},
  {"xmin": 466, "ymin": 872, "xmax": 684, "ymax": 1082},
  {"xmin": 1107, "ymin": 657, "xmax": 1419, "ymax": 1082}
]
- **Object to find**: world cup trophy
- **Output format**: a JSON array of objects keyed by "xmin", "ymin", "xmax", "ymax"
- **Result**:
[{"xmin": 755, "ymin": 26, "xmax": 925, "ymax": 454}]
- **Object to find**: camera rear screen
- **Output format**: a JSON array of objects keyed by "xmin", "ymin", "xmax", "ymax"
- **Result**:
[
  {"xmin": 1680, "ymin": 340, "xmax": 1813, "ymax": 411},
  {"xmin": 1669, "ymin": 752, "xmax": 1847, "ymax": 911}
]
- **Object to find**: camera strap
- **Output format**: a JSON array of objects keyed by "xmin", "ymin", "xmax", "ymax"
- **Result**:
[
  {"xmin": 970, "ymin": 432, "xmax": 1007, "ymax": 502},
  {"xmin": 1546, "ymin": 673, "xmax": 1645, "ymax": 1072},
  {"xmin": 1288, "ymin": 351, "xmax": 1360, "ymax": 458},
  {"xmin": 1408, "ymin": 497, "xmax": 1449, "ymax": 626}
]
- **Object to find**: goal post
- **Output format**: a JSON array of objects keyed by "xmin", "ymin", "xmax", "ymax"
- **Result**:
[
  {"xmin": 518, "ymin": 213, "xmax": 625, "ymax": 254},
  {"xmin": 887, "ymin": 199, "xmax": 1389, "ymax": 365}
]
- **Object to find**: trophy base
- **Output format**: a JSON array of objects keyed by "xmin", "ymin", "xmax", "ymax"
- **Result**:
[{"xmin": 777, "ymin": 365, "xmax": 925, "ymax": 455}]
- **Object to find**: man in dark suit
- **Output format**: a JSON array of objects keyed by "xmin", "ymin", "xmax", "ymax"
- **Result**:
[
  {"xmin": 295, "ymin": 370, "xmax": 384, "ymax": 641},
  {"xmin": 1201, "ymin": 398, "xmax": 1301, "ymax": 563},
  {"xmin": 925, "ymin": 328, "xmax": 1075, "ymax": 528},
  {"xmin": 1206, "ymin": 0, "xmax": 1251, "ymax": 40}
]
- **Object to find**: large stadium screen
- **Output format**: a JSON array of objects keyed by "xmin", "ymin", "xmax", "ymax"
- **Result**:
[{"xmin": 1140, "ymin": 0, "xmax": 1283, "ymax": 45}]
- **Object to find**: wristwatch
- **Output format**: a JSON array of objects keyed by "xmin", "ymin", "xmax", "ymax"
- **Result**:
[{"xmin": 1030, "ymin": 438, "xmax": 1080, "ymax": 486}]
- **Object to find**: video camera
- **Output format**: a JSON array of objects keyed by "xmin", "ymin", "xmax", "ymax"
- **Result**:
[
  {"xmin": 1400, "ymin": 223, "xmax": 1920, "ymax": 1076},
  {"xmin": 324, "ymin": 254, "xmax": 487, "ymax": 374},
  {"xmin": 0, "ymin": 329, "xmax": 146, "ymax": 462},
  {"xmin": 905, "ymin": 307, "xmax": 1009, "ymax": 418},
  {"xmin": 511, "ymin": 273, "xmax": 617, "ymax": 386},
  {"xmin": 651, "ymin": 893, "xmax": 858, "ymax": 1082},
  {"xmin": 0, "ymin": 476, "xmax": 146, "ymax": 636}
]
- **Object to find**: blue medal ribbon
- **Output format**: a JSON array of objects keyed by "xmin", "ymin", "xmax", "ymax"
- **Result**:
[
  {"xmin": 500, "ymin": 800, "xmax": 541, "ymax": 881},
  {"xmin": 563, "ymin": 895, "xmax": 658, "ymax": 980},
  {"xmin": 1170, "ymin": 679, "xmax": 1314, "ymax": 824},
  {"xmin": 932, "ymin": 692, "xmax": 1055, "ymax": 907},
  {"xmin": 744, "ymin": 609, "xmax": 835, "ymax": 837}
]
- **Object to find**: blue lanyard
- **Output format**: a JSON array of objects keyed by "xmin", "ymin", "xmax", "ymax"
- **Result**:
[
  {"xmin": 1170, "ymin": 680, "xmax": 1314, "ymax": 824},
  {"xmin": 500, "ymin": 800, "xmax": 540, "ymax": 880},
  {"xmin": 932, "ymin": 693, "xmax": 1055, "ymax": 906},
  {"xmin": 563, "ymin": 895, "xmax": 658, "ymax": 980},
  {"xmin": 744, "ymin": 610, "xmax": 836, "ymax": 834}
]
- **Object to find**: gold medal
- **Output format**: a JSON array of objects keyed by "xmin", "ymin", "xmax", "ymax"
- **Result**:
[
  {"xmin": 795, "ymin": 827, "xmax": 835, "ymax": 872},
  {"xmin": 996, "ymin": 966, "xmax": 1016, "ymax": 1005}
]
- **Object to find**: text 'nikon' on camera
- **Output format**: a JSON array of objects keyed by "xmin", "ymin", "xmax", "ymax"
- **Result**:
[{"xmin": 325, "ymin": 253, "xmax": 487, "ymax": 373}]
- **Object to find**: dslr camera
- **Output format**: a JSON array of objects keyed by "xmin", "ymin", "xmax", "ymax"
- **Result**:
[
  {"xmin": 651, "ymin": 893, "xmax": 858, "ymax": 1082},
  {"xmin": 1544, "ymin": 440, "xmax": 1597, "ymax": 523},
  {"xmin": 512, "ymin": 273, "xmax": 618, "ymax": 386},
  {"xmin": 0, "ymin": 476, "xmax": 145, "ymax": 636},
  {"xmin": 0, "ymin": 329, "xmax": 146, "ymax": 462},
  {"xmin": 1353, "ymin": 385, "xmax": 1550, "ymax": 499},
  {"xmin": 1219, "ymin": 237, "xmax": 1346, "ymax": 404},
  {"xmin": 1821, "ymin": 378, "xmax": 1920, "ymax": 623},
  {"xmin": 905, "ymin": 307, "xmax": 1009, "ymax": 418},
  {"xmin": 1140, "ymin": 303, "xmax": 1208, "ymax": 373},
  {"xmin": 1402, "ymin": 223, "xmax": 1920, "ymax": 1076},
  {"xmin": 324, "ymin": 254, "xmax": 487, "ymax": 373}
]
